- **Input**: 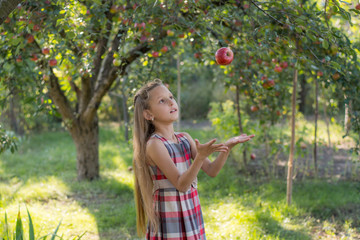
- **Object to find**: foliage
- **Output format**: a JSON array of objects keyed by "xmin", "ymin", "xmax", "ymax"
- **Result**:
[
  {"xmin": 0, "ymin": 125, "xmax": 17, "ymax": 154},
  {"xmin": 0, "ymin": 207, "xmax": 84, "ymax": 240}
]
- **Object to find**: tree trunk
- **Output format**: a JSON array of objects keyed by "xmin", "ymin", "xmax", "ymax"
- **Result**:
[
  {"xmin": 0, "ymin": 0, "xmax": 23, "ymax": 25},
  {"xmin": 71, "ymin": 116, "xmax": 99, "ymax": 180},
  {"xmin": 314, "ymin": 77, "xmax": 319, "ymax": 177},
  {"xmin": 9, "ymin": 92, "xmax": 18, "ymax": 134},
  {"xmin": 287, "ymin": 46, "xmax": 298, "ymax": 206},
  {"xmin": 235, "ymin": 85, "xmax": 247, "ymax": 166},
  {"xmin": 299, "ymin": 74, "xmax": 307, "ymax": 114}
]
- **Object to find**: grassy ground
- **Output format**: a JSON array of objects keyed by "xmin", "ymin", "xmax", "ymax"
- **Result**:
[{"xmin": 0, "ymin": 124, "xmax": 359, "ymax": 240}]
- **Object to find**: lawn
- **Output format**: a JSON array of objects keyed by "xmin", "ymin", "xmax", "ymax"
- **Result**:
[{"xmin": 0, "ymin": 123, "xmax": 359, "ymax": 240}]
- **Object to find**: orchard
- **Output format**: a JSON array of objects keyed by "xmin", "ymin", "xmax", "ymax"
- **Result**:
[{"xmin": 1, "ymin": 0, "xmax": 360, "ymax": 239}]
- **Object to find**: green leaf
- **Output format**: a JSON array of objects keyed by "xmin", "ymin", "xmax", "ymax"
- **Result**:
[
  {"xmin": 4, "ymin": 212, "xmax": 9, "ymax": 239},
  {"xmin": 330, "ymin": 61, "xmax": 341, "ymax": 71},
  {"xmin": 15, "ymin": 210, "xmax": 24, "ymax": 240},
  {"xmin": 26, "ymin": 207, "xmax": 35, "ymax": 240},
  {"xmin": 295, "ymin": 27, "xmax": 302, "ymax": 33},
  {"xmin": 322, "ymin": 39, "xmax": 329, "ymax": 49},
  {"xmin": 50, "ymin": 220, "xmax": 62, "ymax": 240}
]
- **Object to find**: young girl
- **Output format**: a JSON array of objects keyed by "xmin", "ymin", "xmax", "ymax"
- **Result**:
[{"xmin": 133, "ymin": 79, "xmax": 254, "ymax": 239}]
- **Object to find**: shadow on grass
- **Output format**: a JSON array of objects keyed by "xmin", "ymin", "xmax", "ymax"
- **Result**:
[{"xmin": 0, "ymin": 127, "xmax": 137, "ymax": 240}]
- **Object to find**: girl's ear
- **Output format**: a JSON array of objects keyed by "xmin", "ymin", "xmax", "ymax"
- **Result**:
[{"xmin": 143, "ymin": 110, "xmax": 153, "ymax": 121}]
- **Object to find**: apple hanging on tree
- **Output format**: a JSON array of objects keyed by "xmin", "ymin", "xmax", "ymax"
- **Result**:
[
  {"xmin": 49, "ymin": 59, "xmax": 57, "ymax": 67},
  {"xmin": 215, "ymin": 47, "xmax": 234, "ymax": 65}
]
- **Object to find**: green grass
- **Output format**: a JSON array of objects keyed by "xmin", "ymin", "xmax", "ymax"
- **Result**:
[{"xmin": 0, "ymin": 124, "xmax": 359, "ymax": 239}]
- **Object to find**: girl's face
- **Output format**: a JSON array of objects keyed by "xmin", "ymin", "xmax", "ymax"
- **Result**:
[{"xmin": 144, "ymin": 85, "xmax": 178, "ymax": 123}]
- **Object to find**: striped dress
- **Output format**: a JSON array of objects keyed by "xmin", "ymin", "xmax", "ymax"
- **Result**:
[{"xmin": 146, "ymin": 133, "xmax": 206, "ymax": 240}]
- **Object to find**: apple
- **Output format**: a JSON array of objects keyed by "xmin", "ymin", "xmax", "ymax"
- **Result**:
[
  {"xmin": 280, "ymin": 61, "xmax": 288, "ymax": 69},
  {"xmin": 276, "ymin": 110, "xmax": 281, "ymax": 116},
  {"xmin": 42, "ymin": 47, "xmax": 50, "ymax": 55},
  {"xmin": 16, "ymin": 56, "xmax": 22, "ymax": 63},
  {"xmin": 356, "ymin": 4, "xmax": 360, "ymax": 10},
  {"xmin": 274, "ymin": 65, "xmax": 283, "ymax": 73},
  {"xmin": 167, "ymin": 30, "xmax": 175, "ymax": 37},
  {"xmin": 134, "ymin": 22, "xmax": 145, "ymax": 30},
  {"xmin": 31, "ymin": 54, "xmax": 38, "ymax": 61},
  {"xmin": 49, "ymin": 59, "xmax": 57, "ymax": 67},
  {"xmin": 90, "ymin": 43, "xmax": 96, "ymax": 49},
  {"xmin": 262, "ymin": 79, "xmax": 275, "ymax": 89},
  {"xmin": 250, "ymin": 153, "xmax": 256, "ymax": 160},
  {"xmin": 139, "ymin": 35, "xmax": 147, "ymax": 43},
  {"xmin": 160, "ymin": 46, "xmax": 169, "ymax": 53},
  {"xmin": 317, "ymin": 71, "xmax": 323, "ymax": 77},
  {"xmin": 194, "ymin": 52, "xmax": 202, "ymax": 59},
  {"xmin": 110, "ymin": 5, "xmax": 118, "ymax": 14},
  {"xmin": 261, "ymin": 75, "xmax": 267, "ymax": 81},
  {"xmin": 215, "ymin": 47, "xmax": 234, "ymax": 65},
  {"xmin": 4, "ymin": 17, "xmax": 11, "ymax": 24},
  {"xmin": 250, "ymin": 105, "xmax": 259, "ymax": 112},
  {"xmin": 152, "ymin": 51, "xmax": 159, "ymax": 58},
  {"xmin": 33, "ymin": 24, "xmax": 41, "ymax": 32},
  {"xmin": 171, "ymin": 41, "xmax": 177, "ymax": 48},
  {"xmin": 27, "ymin": 34, "xmax": 35, "ymax": 44},
  {"xmin": 256, "ymin": 59, "xmax": 262, "ymax": 65},
  {"xmin": 113, "ymin": 58, "xmax": 121, "ymax": 66},
  {"xmin": 178, "ymin": 33, "xmax": 185, "ymax": 38},
  {"xmin": 332, "ymin": 72, "xmax": 340, "ymax": 80}
]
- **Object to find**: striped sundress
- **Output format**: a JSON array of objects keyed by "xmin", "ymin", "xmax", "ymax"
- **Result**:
[{"xmin": 146, "ymin": 133, "xmax": 206, "ymax": 240}]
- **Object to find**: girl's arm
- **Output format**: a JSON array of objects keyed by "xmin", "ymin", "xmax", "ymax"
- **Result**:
[
  {"xmin": 183, "ymin": 132, "xmax": 254, "ymax": 177},
  {"xmin": 146, "ymin": 137, "xmax": 228, "ymax": 193}
]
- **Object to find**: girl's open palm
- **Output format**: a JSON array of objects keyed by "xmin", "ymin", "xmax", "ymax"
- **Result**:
[
  {"xmin": 225, "ymin": 134, "xmax": 255, "ymax": 150},
  {"xmin": 195, "ymin": 139, "xmax": 229, "ymax": 159}
]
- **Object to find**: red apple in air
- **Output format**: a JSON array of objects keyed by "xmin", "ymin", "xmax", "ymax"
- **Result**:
[
  {"xmin": 215, "ymin": 47, "xmax": 234, "ymax": 65},
  {"xmin": 250, "ymin": 153, "xmax": 256, "ymax": 160},
  {"xmin": 42, "ymin": 47, "xmax": 50, "ymax": 55},
  {"xmin": 160, "ymin": 46, "xmax": 168, "ymax": 53},
  {"xmin": 49, "ymin": 59, "xmax": 57, "ymax": 67},
  {"xmin": 274, "ymin": 65, "xmax": 283, "ymax": 73},
  {"xmin": 27, "ymin": 34, "xmax": 35, "ymax": 44},
  {"xmin": 356, "ymin": 4, "xmax": 360, "ymax": 10},
  {"xmin": 250, "ymin": 105, "xmax": 259, "ymax": 112},
  {"xmin": 317, "ymin": 71, "xmax": 323, "ymax": 77}
]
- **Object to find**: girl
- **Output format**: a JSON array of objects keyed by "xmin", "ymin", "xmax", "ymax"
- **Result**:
[{"xmin": 133, "ymin": 79, "xmax": 254, "ymax": 239}]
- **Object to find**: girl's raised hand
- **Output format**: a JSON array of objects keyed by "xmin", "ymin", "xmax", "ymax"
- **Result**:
[
  {"xmin": 225, "ymin": 134, "xmax": 255, "ymax": 150},
  {"xmin": 195, "ymin": 139, "xmax": 229, "ymax": 159}
]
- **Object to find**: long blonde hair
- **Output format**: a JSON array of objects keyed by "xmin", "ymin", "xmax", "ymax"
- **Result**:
[{"xmin": 133, "ymin": 79, "xmax": 163, "ymax": 236}]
